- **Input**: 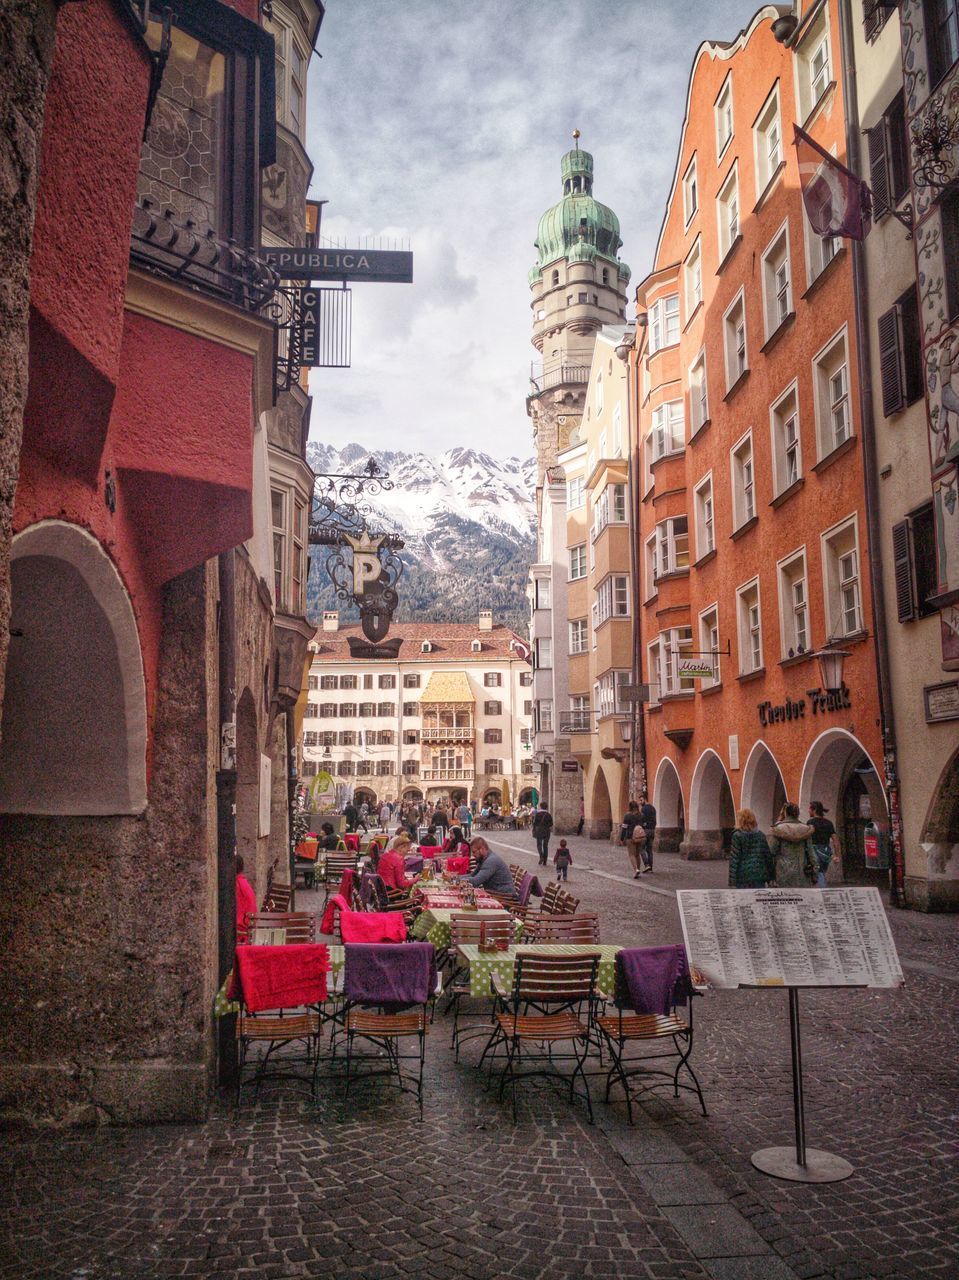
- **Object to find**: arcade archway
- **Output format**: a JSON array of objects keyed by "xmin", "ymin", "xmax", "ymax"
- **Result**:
[
  {"xmin": 685, "ymin": 749, "xmax": 735, "ymax": 858},
  {"xmin": 740, "ymin": 741, "xmax": 788, "ymax": 832},
  {"xmin": 800, "ymin": 730, "xmax": 888, "ymax": 884},
  {"xmin": 653, "ymin": 757, "xmax": 685, "ymax": 852},
  {"xmin": 589, "ymin": 766, "xmax": 613, "ymax": 839}
]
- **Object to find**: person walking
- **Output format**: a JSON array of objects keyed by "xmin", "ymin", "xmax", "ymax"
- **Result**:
[
  {"xmin": 456, "ymin": 799, "xmax": 472, "ymax": 836},
  {"xmin": 357, "ymin": 802, "xmax": 369, "ymax": 834},
  {"xmin": 343, "ymin": 801, "xmax": 358, "ymax": 834},
  {"xmin": 553, "ymin": 839, "xmax": 572, "ymax": 882},
  {"xmin": 576, "ymin": 798, "xmax": 585, "ymax": 837},
  {"xmin": 808, "ymin": 800, "xmax": 840, "ymax": 887},
  {"xmin": 620, "ymin": 801, "xmax": 644, "ymax": 878},
  {"xmin": 728, "ymin": 808, "xmax": 773, "ymax": 888},
  {"xmin": 378, "ymin": 800, "xmax": 391, "ymax": 830},
  {"xmin": 769, "ymin": 803, "xmax": 818, "ymax": 886},
  {"xmin": 531, "ymin": 800, "xmax": 553, "ymax": 866},
  {"xmin": 638, "ymin": 795, "xmax": 657, "ymax": 873}
]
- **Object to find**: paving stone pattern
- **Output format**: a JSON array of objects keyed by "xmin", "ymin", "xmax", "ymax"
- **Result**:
[{"xmin": 1, "ymin": 837, "xmax": 956, "ymax": 1280}]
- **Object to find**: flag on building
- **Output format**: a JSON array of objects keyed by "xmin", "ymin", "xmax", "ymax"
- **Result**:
[{"xmin": 793, "ymin": 125, "xmax": 870, "ymax": 241}]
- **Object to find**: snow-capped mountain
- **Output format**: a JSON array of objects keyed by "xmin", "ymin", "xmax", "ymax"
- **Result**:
[{"xmin": 304, "ymin": 442, "xmax": 536, "ymax": 630}]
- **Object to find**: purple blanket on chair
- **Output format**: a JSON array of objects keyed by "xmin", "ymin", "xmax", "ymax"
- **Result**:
[
  {"xmin": 618, "ymin": 945, "xmax": 690, "ymax": 1015},
  {"xmin": 344, "ymin": 942, "xmax": 436, "ymax": 1010}
]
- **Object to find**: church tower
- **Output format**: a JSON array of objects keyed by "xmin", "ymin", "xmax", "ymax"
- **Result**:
[{"xmin": 527, "ymin": 133, "xmax": 630, "ymax": 491}]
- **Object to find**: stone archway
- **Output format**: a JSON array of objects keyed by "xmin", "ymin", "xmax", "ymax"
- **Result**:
[
  {"xmin": 684, "ymin": 749, "xmax": 735, "ymax": 860},
  {"xmin": 915, "ymin": 747, "xmax": 959, "ymax": 911},
  {"xmin": 589, "ymin": 766, "xmax": 613, "ymax": 839},
  {"xmin": 0, "ymin": 521, "xmax": 146, "ymax": 814},
  {"xmin": 740, "ymin": 741, "xmax": 788, "ymax": 833},
  {"xmin": 800, "ymin": 729, "xmax": 888, "ymax": 885},
  {"xmin": 653, "ymin": 757, "xmax": 685, "ymax": 853}
]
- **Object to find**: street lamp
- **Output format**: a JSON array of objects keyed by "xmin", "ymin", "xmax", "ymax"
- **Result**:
[
  {"xmin": 619, "ymin": 719, "xmax": 632, "ymax": 745},
  {"xmin": 813, "ymin": 643, "xmax": 850, "ymax": 695}
]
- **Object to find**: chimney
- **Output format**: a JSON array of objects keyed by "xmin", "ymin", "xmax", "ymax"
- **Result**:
[
  {"xmin": 322, "ymin": 611, "xmax": 339, "ymax": 632},
  {"xmin": 478, "ymin": 609, "xmax": 493, "ymax": 632}
]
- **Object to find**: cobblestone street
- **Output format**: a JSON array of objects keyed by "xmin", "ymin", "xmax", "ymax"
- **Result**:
[{"xmin": 2, "ymin": 839, "xmax": 955, "ymax": 1280}]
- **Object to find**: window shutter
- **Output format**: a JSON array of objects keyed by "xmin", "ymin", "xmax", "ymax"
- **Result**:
[
  {"xmin": 892, "ymin": 520, "xmax": 915, "ymax": 622},
  {"xmin": 899, "ymin": 287, "xmax": 925, "ymax": 404},
  {"xmin": 867, "ymin": 120, "xmax": 890, "ymax": 218},
  {"xmin": 863, "ymin": 0, "xmax": 882, "ymax": 37},
  {"xmin": 878, "ymin": 305, "xmax": 904, "ymax": 415}
]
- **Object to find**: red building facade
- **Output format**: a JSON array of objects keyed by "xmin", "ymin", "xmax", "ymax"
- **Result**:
[{"xmin": 633, "ymin": 5, "xmax": 888, "ymax": 875}]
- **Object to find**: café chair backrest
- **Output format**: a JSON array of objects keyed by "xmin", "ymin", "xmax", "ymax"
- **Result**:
[
  {"xmin": 510, "ymin": 950, "xmax": 599, "ymax": 1004},
  {"xmin": 449, "ymin": 913, "xmax": 513, "ymax": 949},
  {"xmin": 246, "ymin": 911, "xmax": 315, "ymax": 944},
  {"xmin": 523, "ymin": 911, "xmax": 600, "ymax": 944}
]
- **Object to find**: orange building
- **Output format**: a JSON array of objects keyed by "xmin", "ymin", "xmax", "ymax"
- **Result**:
[{"xmin": 632, "ymin": 4, "xmax": 888, "ymax": 873}]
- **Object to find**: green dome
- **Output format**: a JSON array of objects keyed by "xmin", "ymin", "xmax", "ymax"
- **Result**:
[{"xmin": 532, "ymin": 143, "xmax": 629, "ymax": 281}]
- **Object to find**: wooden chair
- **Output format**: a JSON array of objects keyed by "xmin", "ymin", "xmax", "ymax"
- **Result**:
[
  {"xmin": 443, "ymin": 913, "xmax": 515, "ymax": 1060},
  {"xmin": 594, "ymin": 949, "xmax": 707, "ymax": 1124},
  {"xmin": 320, "ymin": 853, "xmax": 359, "ymax": 905},
  {"xmin": 508, "ymin": 864, "xmax": 524, "ymax": 893},
  {"xmin": 246, "ymin": 912, "xmax": 316, "ymax": 944},
  {"xmin": 481, "ymin": 950, "xmax": 601, "ymax": 1122},
  {"xmin": 523, "ymin": 911, "xmax": 600, "ymax": 944},
  {"xmin": 263, "ymin": 861, "xmax": 292, "ymax": 912},
  {"xmin": 236, "ymin": 1007, "xmax": 320, "ymax": 1104},
  {"xmin": 553, "ymin": 888, "xmax": 580, "ymax": 915}
]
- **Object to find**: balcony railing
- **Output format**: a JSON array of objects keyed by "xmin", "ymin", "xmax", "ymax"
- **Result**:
[
  {"xmin": 422, "ymin": 769, "xmax": 475, "ymax": 782},
  {"xmin": 558, "ymin": 714, "xmax": 592, "ymax": 734},
  {"xmin": 527, "ymin": 362, "xmax": 591, "ymax": 397},
  {"xmin": 421, "ymin": 726, "xmax": 473, "ymax": 741}
]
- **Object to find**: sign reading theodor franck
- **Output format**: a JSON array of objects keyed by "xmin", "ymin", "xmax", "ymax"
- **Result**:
[{"xmin": 261, "ymin": 247, "xmax": 414, "ymax": 283}]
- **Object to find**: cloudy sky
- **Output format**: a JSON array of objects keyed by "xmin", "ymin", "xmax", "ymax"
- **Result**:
[{"xmin": 305, "ymin": 0, "xmax": 763, "ymax": 459}]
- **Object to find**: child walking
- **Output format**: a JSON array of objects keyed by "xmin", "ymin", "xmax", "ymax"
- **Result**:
[{"xmin": 553, "ymin": 839, "xmax": 572, "ymax": 881}]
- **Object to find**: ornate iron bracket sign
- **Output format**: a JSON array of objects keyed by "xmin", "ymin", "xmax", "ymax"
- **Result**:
[{"xmin": 912, "ymin": 95, "xmax": 959, "ymax": 191}]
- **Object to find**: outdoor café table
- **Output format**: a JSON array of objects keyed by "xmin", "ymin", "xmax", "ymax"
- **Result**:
[
  {"xmin": 411, "ymin": 907, "xmax": 521, "ymax": 951},
  {"xmin": 417, "ymin": 887, "xmax": 503, "ymax": 911},
  {"xmin": 456, "ymin": 943, "xmax": 623, "ymax": 1000}
]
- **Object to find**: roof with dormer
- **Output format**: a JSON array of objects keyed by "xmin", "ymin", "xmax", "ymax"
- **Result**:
[{"xmin": 310, "ymin": 621, "xmax": 531, "ymax": 665}]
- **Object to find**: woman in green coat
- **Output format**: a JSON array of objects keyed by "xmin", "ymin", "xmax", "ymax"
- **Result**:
[
  {"xmin": 729, "ymin": 808, "xmax": 773, "ymax": 888},
  {"xmin": 768, "ymin": 803, "xmax": 818, "ymax": 887}
]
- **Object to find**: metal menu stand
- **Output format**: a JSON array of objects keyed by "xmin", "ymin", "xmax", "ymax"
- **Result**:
[{"xmin": 677, "ymin": 887, "xmax": 904, "ymax": 1184}]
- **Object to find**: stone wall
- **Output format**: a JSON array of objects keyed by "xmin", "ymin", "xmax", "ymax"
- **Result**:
[
  {"xmin": 0, "ymin": 0, "xmax": 58, "ymax": 741},
  {"xmin": 0, "ymin": 563, "xmax": 220, "ymax": 1125}
]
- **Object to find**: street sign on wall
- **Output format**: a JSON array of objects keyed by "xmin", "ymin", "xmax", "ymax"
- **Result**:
[{"xmin": 261, "ymin": 247, "xmax": 414, "ymax": 283}]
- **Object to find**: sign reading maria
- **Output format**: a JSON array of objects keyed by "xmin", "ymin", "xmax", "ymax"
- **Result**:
[{"xmin": 262, "ymin": 246, "xmax": 414, "ymax": 283}]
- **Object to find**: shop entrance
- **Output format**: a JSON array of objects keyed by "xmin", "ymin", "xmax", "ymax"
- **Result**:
[{"xmin": 800, "ymin": 730, "xmax": 888, "ymax": 887}]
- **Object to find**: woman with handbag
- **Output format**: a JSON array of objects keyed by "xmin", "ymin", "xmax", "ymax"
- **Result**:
[{"xmin": 768, "ymin": 803, "xmax": 818, "ymax": 887}]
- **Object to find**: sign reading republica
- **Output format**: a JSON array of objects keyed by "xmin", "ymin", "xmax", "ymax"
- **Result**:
[{"xmin": 262, "ymin": 246, "xmax": 414, "ymax": 283}]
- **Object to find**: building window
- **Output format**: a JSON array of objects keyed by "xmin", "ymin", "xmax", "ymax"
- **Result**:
[
  {"xmin": 484, "ymin": 672, "xmax": 503, "ymax": 687},
  {"xmin": 308, "ymin": 675, "xmax": 318, "ymax": 691},
  {"xmin": 596, "ymin": 369, "xmax": 604, "ymax": 416},
  {"xmin": 534, "ymin": 638, "xmax": 551, "ymax": 671},
  {"xmin": 814, "ymin": 328, "xmax": 851, "ymax": 457},
  {"xmin": 867, "ymin": 91, "xmax": 909, "ymax": 217},
  {"xmin": 878, "ymin": 287, "xmax": 924, "ymax": 415},
  {"xmin": 567, "ymin": 475, "xmax": 584, "ymax": 509},
  {"xmin": 925, "ymin": 0, "xmax": 959, "ymax": 85},
  {"xmin": 717, "ymin": 164, "xmax": 740, "ymax": 259},
  {"xmin": 319, "ymin": 702, "xmax": 336, "ymax": 718},
  {"xmin": 484, "ymin": 728, "xmax": 503, "ymax": 744},
  {"xmin": 320, "ymin": 674, "xmax": 338, "ymax": 690},
  {"xmin": 689, "ymin": 350, "xmax": 709, "ymax": 436},
  {"xmin": 520, "ymin": 670, "xmax": 533, "ymax": 687},
  {"xmin": 762, "ymin": 222, "xmax": 792, "ymax": 338},
  {"xmin": 339, "ymin": 730, "xmax": 356, "ymax": 746},
  {"xmin": 737, "ymin": 579, "xmax": 763, "ymax": 674},
  {"xmin": 592, "ymin": 483, "xmax": 628, "ymax": 537},
  {"xmin": 303, "ymin": 730, "xmax": 318, "ymax": 747},
  {"xmin": 524, "ymin": 700, "xmax": 532, "ymax": 716},
  {"xmin": 724, "ymin": 291, "xmax": 748, "ymax": 390},
  {"xmin": 379, "ymin": 730, "xmax": 395, "ymax": 745},
  {"xmin": 778, "ymin": 550, "xmax": 810, "ymax": 658},
  {"xmin": 822, "ymin": 517, "xmax": 863, "ymax": 637},
  {"xmin": 770, "ymin": 382, "xmax": 802, "ymax": 496},
  {"xmin": 595, "ymin": 574, "xmax": 630, "ymax": 625},
  {"xmin": 569, "ymin": 618, "xmax": 588, "ymax": 655},
  {"xmin": 485, "ymin": 759, "xmax": 503, "ymax": 775},
  {"xmin": 569, "ymin": 544, "xmax": 587, "ymax": 580},
  {"xmin": 377, "ymin": 702, "xmax": 394, "ymax": 716},
  {"xmin": 731, "ymin": 432, "xmax": 756, "ymax": 529},
  {"xmin": 892, "ymin": 504, "xmax": 938, "ymax": 621},
  {"xmin": 646, "ymin": 638, "xmax": 663, "ymax": 707},
  {"xmin": 376, "ymin": 761, "xmax": 393, "ymax": 776},
  {"xmin": 699, "ymin": 605, "xmax": 721, "ymax": 688},
  {"xmin": 379, "ymin": 674, "xmax": 396, "ymax": 689},
  {"xmin": 694, "ymin": 474, "xmax": 714, "ymax": 558},
  {"xmin": 754, "ymin": 84, "xmax": 783, "ymax": 192},
  {"xmin": 341, "ymin": 675, "xmax": 357, "ymax": 690},
  {"xmin": 796, "ymin": 7, "xmax": 832, "ymax": 121},
  {"xmin": 568, "ymin": 695, "xmax": 590, "ymax": 732},
  {"xmin": 537, "ymin": 700, "xmax": 553, "ymax": 732},
  {"xmin": 402, "ymin": 759, "xmax": 418, "ymax": 777},
  {"xmin": 300, "ymin": 759, "xmax": 317, "ymax": 777},
  {"xmin": 402, "ymin": 701, "xmax": 418, "ymax": 717},
  {"xmin": 651, "ymin": 400, "xmax": 684, "ymax": 461},
  {"xmin": 864, "ymin": 0, "xmax": 893, "ymax": 38},
  {"xmin": 612, "ymin": 404, "xmax": 623, "ymax": 458},
  {"xmin": 534, "ymin": 578, "xmax": 551, "ymax": 610},
  {"xmin": 306, "ymin": 702, "xmax": 318, "ymax": 719},
  {"xmin": 359, "ymin": 702, "xmax": 374, "ymax": 717},
  {"xmin": 594, "ymin": 670, "xmax": 632, "ymax": 719},
  {"xmin": 653, "ymin": 516, "xmax": 690, "ymax": 579},
  {"xmin": 715, "ymin": 74, "xmax": 734, "ymax": 158},
  {"xmin": 265, "ymin": 11, "xmax": 309, "ymax": 139},
  {"xmin": 662, "ymin": 626, "xmax": 696, "ymax": 696},
  {"xmin": 485, "ymin": 697, "xmax": 504, "ymax": 717},
  {"xmin": 648, "ymin": 294, "xmax": 680, "ymax": 354},
  {"xmin": 320, "ymin": 731, "xmax": 336, "ymax": 748},
  {"xmin": 338, "ymin": 760, "xmax": 354, "ymax": 777},
  {"xmin": 685, "ymin": 238, "xmax": 703, "ymax": 316},
  {"xmin": 683, "ymin": 153, "xmax": 698, "ymax": 222},
  {"xmin": 403, "ymin": 673, "xmax": 420, "ymax": 688},
  {"xmin": 403, "ymin": 729, "xmax": 419, "ymax": 744},
  {"xmin": 271, "ymin": 488, "xmax": 286, "ymax": 604}
]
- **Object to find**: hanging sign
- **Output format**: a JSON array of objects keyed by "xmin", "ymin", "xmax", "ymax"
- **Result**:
[
  {"xmin": 261, "ymin": 246, "xmax": 414, "ymax": 283},
  {"xmin": 678, "ymin": 658, "xmax": 716, "ymax": 680}
]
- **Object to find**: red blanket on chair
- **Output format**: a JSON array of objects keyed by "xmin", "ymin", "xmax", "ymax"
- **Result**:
[
  {"xmin": 339, "ymin": 910, "xmax": 407, "ymax": 943},
  {"xmin": 446, "ymin": 856, "xmax": 469, "ymax": 875},
  {"xmin": 233, "ymin": 944, "xmax": 331, "ymax": 1012},
  {"xmin": 320, "ymin": 893, "xmax": 349, "ymax": 935}
]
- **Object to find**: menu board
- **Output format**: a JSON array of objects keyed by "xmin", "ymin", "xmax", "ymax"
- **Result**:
[{"xmin": 676, "ymin": 888, "xmax": 904, "ymax": 989}]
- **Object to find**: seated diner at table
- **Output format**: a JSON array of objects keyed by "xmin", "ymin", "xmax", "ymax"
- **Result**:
[
  {"xmin": 235, "ymin": 855, "xmax": 257, "ymax": 944},
  {"xmin": 375, "ymin": 830, "xmax": 416, "ymax": 892},
  {"xmin": 318, "ymin": 822, "xmax": 339, "ymax": 852},
  {"xmin": 443, "ymin": 825, "xmax": 466, "ymax": 853},
  {"xmin": 463, "ymin": 837, "xmax": 516, "ymax": 899}
]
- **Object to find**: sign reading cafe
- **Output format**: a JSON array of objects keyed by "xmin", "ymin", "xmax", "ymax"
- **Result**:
[
  {"xmin": 260, "ymin": 247, "xmax": 414, "ymax": 283},
  {"xmin": 758, "ymin": 684, "xmax": 853, "ymax": 727}
]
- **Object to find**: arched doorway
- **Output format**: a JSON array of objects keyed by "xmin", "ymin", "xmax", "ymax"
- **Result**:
[
  {"xmin": 402, "ymin": 787, "xmax": 423, "ymax": 802},
  {"xmin": 518, "ymin": 787, "xmax": 538, "ymax": 807},
  {"xmin": 482, "ymin": 788, "xmax": 501, "ymax": 808},
  {"xmin": 740, "ymin": 741, "xmax": 788, "ymax": 833},
  {"xmin": 653, "ymin": 757, "xmax": 685, "ymax": 853},
  {"xmin": 0, "ymin": 521, "xmax": 147, "ymax": 814},
  {"xmin": 685, "ymin": 749, "xmax": 735, "ymax": 859},
  {"xmin": 235, "ymin": 688, "xmax": 260, "ymax": 889},
  {"xmin": 353, "ymin": 787, "xmax": 377, "ymax": 810},
  {"xmin": 589, "ymin": 767, "xmax": 612, "ymax": 839},
  {"xmin": 917, "ymin": 747, "xmax": 959, "ymax": 910},
  {"xmin": 800, "ymin": 730, "xmax": 888, "ymax": 885}
]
